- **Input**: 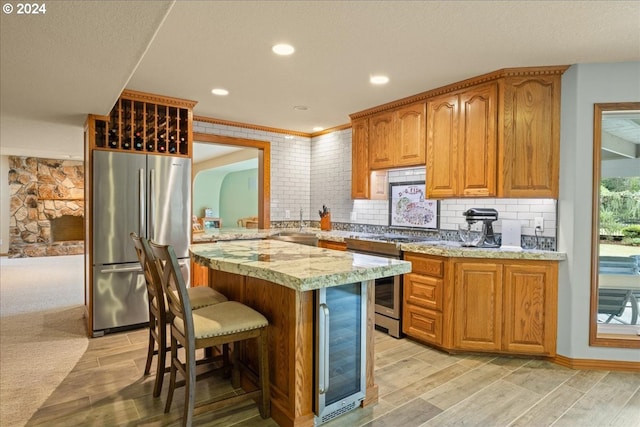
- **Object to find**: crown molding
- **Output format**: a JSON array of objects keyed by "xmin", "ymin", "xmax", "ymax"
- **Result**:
[
  {"xmin": 349, "ymin": 65, "xmax": 570, "ymax": 120},
  {"xmin": 120, "ymin": 89, "xmax": 198, "ymax": 109}
]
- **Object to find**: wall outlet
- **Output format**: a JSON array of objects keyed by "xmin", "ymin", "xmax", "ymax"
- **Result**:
[
  {"xmin": 534, "ymin": 217, "xmax": 544, "ymax": 232},
  {"xmin": 285, "ymin": 210, "xmax": 291, "ymax": 219}
]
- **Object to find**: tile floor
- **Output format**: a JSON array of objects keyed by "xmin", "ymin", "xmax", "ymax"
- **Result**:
[
  {"xmin": 3, "ymin": 255, "xmax": 638, "ymax": 426},
  {"xmin": 26, "ymin": 327, "xmax": 640, "ymax": 427}
]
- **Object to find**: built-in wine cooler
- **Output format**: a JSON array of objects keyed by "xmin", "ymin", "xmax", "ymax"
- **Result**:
[{"xmin": 315, "ymin": 282, "xmax": 367, "ymax": 426}]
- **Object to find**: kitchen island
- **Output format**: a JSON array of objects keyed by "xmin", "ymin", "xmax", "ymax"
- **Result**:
[{"xmin": 190, "ymin": 239, "xmax": 411, "ymax": 427}]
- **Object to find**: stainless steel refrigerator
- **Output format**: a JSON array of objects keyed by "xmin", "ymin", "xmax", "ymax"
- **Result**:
[{"xmin": 91, "ymin": 151, "xmax": 191, "ymax": 337}]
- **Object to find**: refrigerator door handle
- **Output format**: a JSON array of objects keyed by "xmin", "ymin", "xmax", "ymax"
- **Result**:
[
  {"xmin": 139, "ymin": 168, "xmax": 145, "ymax": 237},
  {"xmin": 100, "ymin": 265, "xmax": 143, "ymax": 274},
  {"xmin": 149, "ymin": 168, "xmax": 155, "ymax": 241}
]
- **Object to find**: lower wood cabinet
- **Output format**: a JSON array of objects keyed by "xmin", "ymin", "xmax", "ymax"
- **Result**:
[
  {"xmin": 190, "ymin": 258, "xmax": 209, "ymax": 287},
  {"xmin": 502, "ymin": 263, "xmax": 558, "ymax": 355},
  {"xmin": 403, "ymin": 253, "xmax": 449, "ymax": 346},
  {"xmin": 453, "ymin": 262, "xmax": 503, "ymax": 351},
  {"xmin": 318, "ymin": 240, "xmax": 347, "ymax": 251},
  {"xmin": 403, "ymin": 252, "xmax": 558, "ymax": 357}
]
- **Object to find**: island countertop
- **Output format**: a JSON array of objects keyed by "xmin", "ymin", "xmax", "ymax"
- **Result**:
[{"xmin": 190, "ymin": 239, "xmax": 411, "ymax": 292}]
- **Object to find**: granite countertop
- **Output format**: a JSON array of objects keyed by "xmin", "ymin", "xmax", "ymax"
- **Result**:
[
  {"xmin": 190, "ymin": 239, "xmax": 411, "ymax": 292},
  {"xmin": 400, "ymin": 240, "xmax": 567, "ymax": 261},
  {"xmin": 192, "ymin": 228, "xmax": 566, "ymax": 261}
]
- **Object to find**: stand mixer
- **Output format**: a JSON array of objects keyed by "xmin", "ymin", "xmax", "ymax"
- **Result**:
[{"xmin": 460, "ymin": 208, "xmax": 499, "ymax": 248}]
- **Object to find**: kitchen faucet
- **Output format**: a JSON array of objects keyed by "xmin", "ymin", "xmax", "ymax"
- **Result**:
[{"xmin": 299, "ymin": 208, "xmax": 303, "ymax": 231}]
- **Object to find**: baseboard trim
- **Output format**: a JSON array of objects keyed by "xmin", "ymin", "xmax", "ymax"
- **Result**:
[{"xmin": 551, "ymin": 354, "xmax": 640, "ymax": 372}]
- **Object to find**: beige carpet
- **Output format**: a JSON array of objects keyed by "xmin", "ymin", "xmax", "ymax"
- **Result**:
[{"xmin": 0, "ymin": 255, "xmax": 88, "ymax": 427}]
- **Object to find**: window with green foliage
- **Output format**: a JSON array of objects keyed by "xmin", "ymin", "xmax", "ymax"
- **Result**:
[{"xmin": 600, "ymin": 178, "xmax": 640, "ymax": 246}]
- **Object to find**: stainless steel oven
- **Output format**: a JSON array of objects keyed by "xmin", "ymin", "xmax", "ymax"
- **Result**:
[{"xmin": 345, "ymin": 235, "xmax": 407, "ymax": 338}]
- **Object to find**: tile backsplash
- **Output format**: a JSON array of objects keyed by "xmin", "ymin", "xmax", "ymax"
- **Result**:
[{"xmin": 195, "ymin": 120, "xmax": 557, "ymax": 249}]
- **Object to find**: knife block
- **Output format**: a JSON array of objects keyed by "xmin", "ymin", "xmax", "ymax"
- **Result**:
[{"xmin": 320, "ymin": 214, "xmax": 331, "ymax": 231}]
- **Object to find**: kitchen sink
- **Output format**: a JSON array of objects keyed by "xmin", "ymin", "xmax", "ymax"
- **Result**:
[{"xmin": 268, "ymin": 231, "xmax": 318, "ymax": 247}]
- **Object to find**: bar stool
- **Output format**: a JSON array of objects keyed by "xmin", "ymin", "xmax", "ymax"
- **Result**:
[
  {"xmin": 130, "ymin": 233, "xmax": 228, "ymax": 398},
  {"xmin": 149, "ymin": 240, "xmax": 270, "ymax": 426}
]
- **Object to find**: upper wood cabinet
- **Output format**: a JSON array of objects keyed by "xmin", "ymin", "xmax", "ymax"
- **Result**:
[
  {"xmin": 369, "ymin": 111, "xmax": 395, "ymax": 169},
  {"xmin": 369, "ymin": 102, "xmax": 427, "ymax": 170},
  {"xmin": 426, "ymin": 83, "xmax": 497, "ymax": 198},
  {"xmin": 351, "ymin": 66, "xmax": 567, "ymax": 200},
  {"xmin": 498, "ymin": 74, "xmax": 562, "ymax": 198},
  {"xmin": 351, "ymin": 117, "xmax": 369, "ymax": 199},
  {"xmin": 426, "ymin": 71, "xmax": 563, "ymax": 199},
  {"xmin": 396, "ymin": 103, "xmax": 427, "ymax": 167}
]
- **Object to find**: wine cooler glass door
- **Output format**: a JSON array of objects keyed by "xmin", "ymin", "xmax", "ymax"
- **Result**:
[{"xmin": 315, "ymin": 282, "xmax": 367, "ymax": 425}]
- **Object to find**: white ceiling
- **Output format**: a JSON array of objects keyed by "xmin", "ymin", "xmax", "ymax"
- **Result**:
[{"xmin": 1, "ymin": 1, "xmax": 639, "ymax": 160}]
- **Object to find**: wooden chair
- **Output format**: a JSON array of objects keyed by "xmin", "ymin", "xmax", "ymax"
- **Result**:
[
  {"xmin": 130, "ymin": 232, "xmax": 228, "ymax": 398},
  {"xmin": 148, "ymin": 240, "xmax": 270, "ymax": 426}
]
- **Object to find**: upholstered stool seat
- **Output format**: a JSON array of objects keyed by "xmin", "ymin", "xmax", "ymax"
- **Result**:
[
  {"xmin": 176, "ymin": 301, "xmax": 268, "ymax": 338},
  {"xmin": 185, "ymin": 286, "xmax": 228, "ymax": 309}
]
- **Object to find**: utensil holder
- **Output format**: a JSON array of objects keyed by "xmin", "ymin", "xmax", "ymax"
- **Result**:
[{"xmin": 320, "ymin": 214, "xmax": 331, "ymax": 231}]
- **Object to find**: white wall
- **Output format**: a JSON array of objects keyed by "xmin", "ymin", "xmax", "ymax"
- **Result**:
[
  {"xmin": 558, "ymin": 62, "xmax": 640, "ymax": 362},
  {"xmin": 193, "ymin": 121, "xmax": 312, "ymax": 221}
]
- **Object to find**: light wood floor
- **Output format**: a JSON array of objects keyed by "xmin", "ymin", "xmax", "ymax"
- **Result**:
[{"xmin": 27, "ymin": 328, "xmax": 640, "ymax": 427}]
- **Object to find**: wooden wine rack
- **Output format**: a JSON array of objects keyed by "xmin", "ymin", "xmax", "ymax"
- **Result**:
[{"xmin": 86, "ymin": 89, "xmax": 197, "ymax": 158}]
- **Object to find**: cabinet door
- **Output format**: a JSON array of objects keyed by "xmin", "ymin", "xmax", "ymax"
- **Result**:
[
  {"xmin": 426, "ymin": 94, "xmax": 458, "ymax": 198},
  {"xmin": 396, "ymin": 102, "xmax": 426, "ymax": 167},
  {"xmin": 503, "ymin": 263, "xmax": 557, "ymax": 355},
  {"xmin": 499, "ymin": 75, "xmax": 561, "ymax": 198},
  {"xmin": 369, "ymin": 111, "xmax": 395, "ymax": 169},
  {"xmin": 453, "ymin": 262, "xmax": 503, "ymax": 351},
  {"xmin": 459, "ymin": 84, "xmax": 497, "ymax": 197},
  {"xmin": 351, "ymin": 118, "xmax": 369, "ymax": 199}
]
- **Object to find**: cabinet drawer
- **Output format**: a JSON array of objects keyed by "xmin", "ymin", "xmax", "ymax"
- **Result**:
[
  {"xmin": 318, "ymin": 240, "xmax": 347, "ymax": 251},
  {"xmin": 404, "ymin": 273, "xmax": 443, "ymax": 310},
  {"xmin": 404, "ymin": 253, "xmax": 445, "ymax": 278},
  {"xmin": 403, "ymin": 304, "xmax": 442, "ymax": 345}
]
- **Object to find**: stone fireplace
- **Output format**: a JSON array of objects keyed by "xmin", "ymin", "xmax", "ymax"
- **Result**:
[{"xmin": 8, "ymin": 156, "xmax": 85, "ymax": 258}]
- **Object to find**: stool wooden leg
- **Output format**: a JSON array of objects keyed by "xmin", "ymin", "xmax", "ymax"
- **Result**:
[
  {"xmin": 222, "ymin": 343, "xmax": 231, "ymax": 378},
  {"xmin": 259, "ymin": 328, "xmax": 271, "ymax": 419},
  {"xmin": 231, "ymin": 342, "xmax": 240, "ymax": 389},
  {"xmin": 144, "ymin": 325, "xmax": 154, "ymax": 377},
  {"xmin": 184, "ymin": 343, "xmax": 197, "ymax": 427},
  {"xmin": 164, "ymin": 337, "xmax": 178, "ymax": 414},
  {"xmin": 153, "ymin": 320, "xmax": 166, "ymax": 398}
]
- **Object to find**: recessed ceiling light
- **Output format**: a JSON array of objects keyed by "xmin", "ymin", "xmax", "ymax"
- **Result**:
[
  {"xmin": 312, "ymin": 126, "xmax": 324, "ymax": 132},
  {"xmin": 211, "ymin": 88, "xmax": 229, "ymax": 96},
  {"xmin": 370, "ymin": 75, "xmax": 389, "ymax": 85},
  {"xmin": 293, "ymin": 105, "xmax": 309, "ymax": 111},
  {"xmin": 272, "ymin": 43, "xmax": 295, "ymax": 56}
]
